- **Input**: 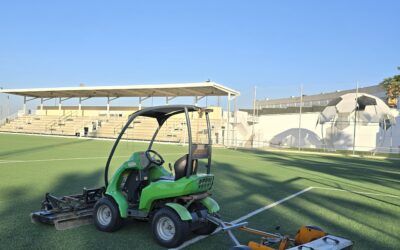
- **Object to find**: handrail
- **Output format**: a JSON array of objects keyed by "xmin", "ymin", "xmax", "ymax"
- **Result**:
[
  {"xmin": 44, "ymin": 110, "xmax": 76, "ymax": 132},
  {"xmin": 112, "ymin": 119, "xmax": 126, "ymax": 136}
]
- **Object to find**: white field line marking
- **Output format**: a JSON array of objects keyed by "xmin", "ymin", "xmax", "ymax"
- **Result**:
[
  {"xmin": 0, "ymin": 131, "xmax": 194, "ymax": 146},
  {"xmin": 0, "ymin": 153, "xmax": 183, "ymax": 164},
  {"xmin": 230, "ymin": 186, "xmax": 314, "ymax": 224},
  {"xmin": 171, "ymin": 186, "xmax": 400, "ymax": 249},
  {"xmin": 0, "ymin": 156, "xmax": 112, "ymax": 164},
  {"xmin": 170, "ymin": 187, "xmax": 313, "ymax": 250},
  {"xmin": 312, "ymin": 186, "xmax": 400, "ymax": 198},
  {"xmin": 171, "ymin": 229, "xmax": 223, "ymax": 250}
]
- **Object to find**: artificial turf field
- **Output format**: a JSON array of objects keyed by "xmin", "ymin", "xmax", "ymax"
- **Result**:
[{"xmin": 0, "ymin": 133, "xmax": 399, "ymax": 250}]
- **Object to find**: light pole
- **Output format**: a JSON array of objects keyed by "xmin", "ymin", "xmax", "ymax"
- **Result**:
[
  {"xmin": 252, "ymin": 86, "xmax": 257, "ymax": 148},
  {"xmin": 298, "ymin": 85, "xmax": 303, "ymax": 151},
  {"xmin": 352, "ymin": 83, "xmax": 359, "ymax": 155}
]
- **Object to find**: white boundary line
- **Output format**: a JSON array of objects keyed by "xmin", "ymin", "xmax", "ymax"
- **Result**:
[
  {"xmin": 229, "ymin": 146, "xmax": 400, "ymax": 161},
  {"xmin": 0, "ymin": 156, "xmax": 111, "ymax": 164},
  {"xmin": 230, "ymin": 187, "xmax": 314, "ymax": 224},
  {"xmin": 2, "ymin": 132, "xmax": 399, "ymax": 161},
  {"xmin": 171, "ymin": 186, "xmax": 399, "ymax": 250},
  {"xmin": 311, "ymin": 186, "xmax": 400, "ymax": 198},
  {"xmin": 0, "ymin": 153, "xmax": 183, "ymax": 164},
  {"xmin": 0, "ymin": 131, "xmax": 193, "ymax": 146},
  {"xmin": 171, "ymin": 187, "xmax": 313, "ymax": 250}
]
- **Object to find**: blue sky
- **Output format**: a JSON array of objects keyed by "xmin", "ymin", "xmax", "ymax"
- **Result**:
[{"xmin": 0, "ymin": 0, "xmax": 399, "ymax": 108}]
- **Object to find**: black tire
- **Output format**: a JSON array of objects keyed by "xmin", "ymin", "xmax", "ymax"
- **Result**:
[
  {"xmin": 189, "ymin": 203, "xmax": 219, "ymax": 235},
  {"xmin": 93, "ymin": 196, "xmax": 123, "ymax": 232},
  {"xmin": 151, "ymin": 207, "xmax": 190, "ymax": 248}
]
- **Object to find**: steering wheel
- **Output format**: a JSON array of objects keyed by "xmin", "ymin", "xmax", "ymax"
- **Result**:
[{"xmin": 145, "ymin": 150, "xmax": 165, "ymax": 166}]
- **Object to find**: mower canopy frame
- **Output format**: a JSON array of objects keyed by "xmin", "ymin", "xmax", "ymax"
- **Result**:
[{"xmin": 104, "ymin": 105, "xmax": 213, "ymax": 187}]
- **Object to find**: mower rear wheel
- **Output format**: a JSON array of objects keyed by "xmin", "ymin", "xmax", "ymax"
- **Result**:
[
  {"xmin": 151, "ymin": 207, "xmax": 189, "ymax": 248},
  {"xmin": 93, "ymin": 197, "xmax": 123, "ymax": 232}
]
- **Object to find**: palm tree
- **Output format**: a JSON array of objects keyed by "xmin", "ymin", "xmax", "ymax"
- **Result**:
[{"xmin": 380, "ymin": 68, "xmax": 400, "ymax": 108}]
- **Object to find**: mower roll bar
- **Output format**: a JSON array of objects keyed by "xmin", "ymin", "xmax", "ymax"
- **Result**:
[{"xmin": 104, "ymin": 105, "xmax": 212, "ymax": 187}]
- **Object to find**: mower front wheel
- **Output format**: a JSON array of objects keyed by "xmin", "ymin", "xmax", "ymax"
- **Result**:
[
  {"xmin": 93, "ymin": 196, "xmax": 123, "ymax": 232},
  {"xmin": 151, "ymin": 207, "xmax": 190, "ymax": 248}
]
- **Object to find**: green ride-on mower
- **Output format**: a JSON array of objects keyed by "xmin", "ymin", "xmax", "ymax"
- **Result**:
[{"xmin": 31, "ymin": 105, "xmax": 220, "ymax": 248}]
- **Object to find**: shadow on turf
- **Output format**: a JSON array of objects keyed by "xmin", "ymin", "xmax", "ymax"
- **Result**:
[
  {"xmin": 0, "ymin": 138, "xmax": 89, "ymax": 158},
  {"xmin": 236, "ymin": 148, "xmax": 400, "ymax": 192},
  {"xmin": 205, "ymin": 159, "xmax": 399, "ymax": 250},
  {"xmin": 0, "ymin": 168, "xmax": 167, "ymax": 250},
  {"xmin": 237, "ymin": 149, "xmax": 400, "ymax": 209},
  {"xmin": 1, "ymin": 155, "xmax": 399, "ymax": 250}
]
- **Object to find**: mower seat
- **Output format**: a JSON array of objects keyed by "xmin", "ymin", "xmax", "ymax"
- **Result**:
[{"xmin": 174, "ymin": 154, "xmax": 198, "ymax": 180}]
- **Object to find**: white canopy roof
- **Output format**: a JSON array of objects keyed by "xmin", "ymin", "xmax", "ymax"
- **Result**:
[{"xmin": 0, "ymin": 82, "xmax": 240, "ymax": 98}]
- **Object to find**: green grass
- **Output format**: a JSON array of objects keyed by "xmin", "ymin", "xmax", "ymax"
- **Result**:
[{"xmin": 0, "ymin": 133, "xmax": 399, "ymax": 250}]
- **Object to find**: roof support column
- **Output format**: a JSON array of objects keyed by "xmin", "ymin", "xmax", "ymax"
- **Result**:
[
  {"xmin": 38, "ymin": 98, "xmax": 52, "ymax": 115},
  {"xmin": 78, "ymin": 97, "xmax": 91, "ymax": 116},
  {"xmin": 107, "ymin": 97, "xmax": 110, "ymax": 119},
  {"xmin": 234, "ymin": 96, "xmax": 237, "ymax": 147},
  {"xmin": 23, "ymin": 96, "xmax": 26, "ymax": 115},
  {"xmin": 58, "ymin": 97, "xmax": 72, "ymax": 116},
  {"xmin": 194, "ymin": 96, "xmax": 205, "ymax": 106},
  {"xmin": 139, "ymin": 96, "xmax": 150, "ymax": 110},
  {"xmin": 78, "ymin": 97, "xmax": 82, "ymax": 116},
  {"xmin": 227, "ymin": 93, "xmax": 231, "ymax": 147},
  {"xmin": 106, "ymin": 97, "xmax": 119, "ymax": 119},
  {"xmin": 166, "ymin": 96, "xmax": 176, "ymax": 104},
  {"xmin": 22, "ymin": 97, "xmax": 38, "ymax": 115},
  {"xmin": 58, "ymin": 98, "xmax": 62, "ymax": 116}
]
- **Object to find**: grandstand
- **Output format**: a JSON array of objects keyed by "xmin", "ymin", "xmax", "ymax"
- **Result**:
[
  {"xmin": 0, "ymin": 105, "xmax": 226, "ymax": 143},
  {"xmin": 0, "ymin": 82, "xmax": 241, "ymax": 145},
  {"xmin": 1, "ymin": 82, "xmax": 399, "ymax": 153}
]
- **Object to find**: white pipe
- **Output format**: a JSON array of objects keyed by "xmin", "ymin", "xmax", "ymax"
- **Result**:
[{"xmin": 298, "ymin": 85, "xmax": 303, "ymax": 150}]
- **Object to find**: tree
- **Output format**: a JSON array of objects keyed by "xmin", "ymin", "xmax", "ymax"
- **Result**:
[{"xmin": 380, "ymin": 68, "xmax": 400, "ymax": 108}]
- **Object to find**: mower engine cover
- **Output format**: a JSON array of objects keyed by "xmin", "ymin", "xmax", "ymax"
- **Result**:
[{"xmin": 287, "ymin": 235, "xmax": 353, "ymax": 250}]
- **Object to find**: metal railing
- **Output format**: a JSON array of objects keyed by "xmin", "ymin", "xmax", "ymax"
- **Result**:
[
  {"xmin": 221, "ymin": 137, "xmax": 400, "ymax": 155},
  {"xmin": 0, "ymin": 111, "xmax": 20, "ymax": 126}
]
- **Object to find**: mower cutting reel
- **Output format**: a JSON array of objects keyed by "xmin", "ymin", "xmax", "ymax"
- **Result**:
[{"xmin": 31, "ymin": 187, "xmax": 104, "ymax": 230}]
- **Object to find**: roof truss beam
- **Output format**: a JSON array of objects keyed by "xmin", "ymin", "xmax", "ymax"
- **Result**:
[
  {"xmin": 79, "ymin": 97, "xmax": 91, "ymax": 102},
  {"xmin": 41, "ymin": 97, "xmax": 53, "ymax": 102},
  {"xmin": 139, "ymin": 96, "xmax": 151, "ymax": 102},
  {"xmin": 166, "ymin": 96, "xmax": 176, "ymax": 104},
  {"xmin": 60, "ymin": 97, "xmax": 72, "ymax": 102},
  {"xmin": 108, "ymin": 97, "xmax": 119, "ymax": 102},
  {"xmin": 25, "ymin": 97, "xmax": 38, "ymax": 102}
]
